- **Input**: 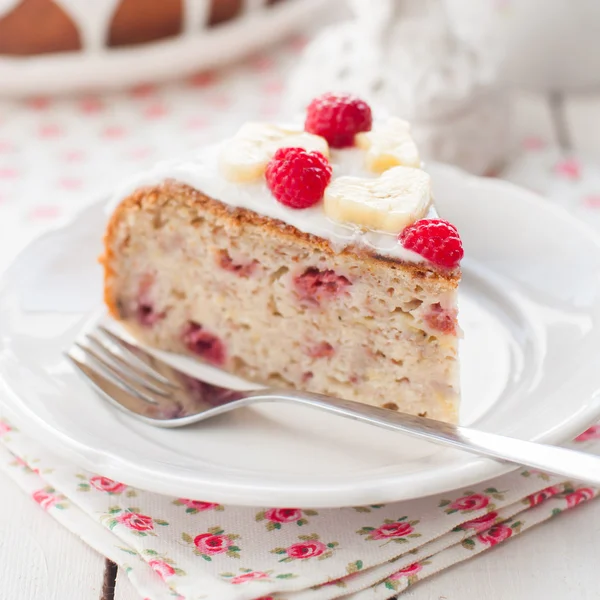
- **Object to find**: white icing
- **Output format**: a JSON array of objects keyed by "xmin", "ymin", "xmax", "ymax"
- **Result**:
[
  {"xmin": 40, "ymin": 0, "xmax": 214, "ymax": 51},
  {"xmin": 183, "ymin": 0, "xmax": 211, "ymax": 34},
  {"xmin": 54, "ymin": 0, "xmax": 121, "ymax": 52},
  {"xmin": 0, "ymin": 0, "xmax": 19, "ymax": 19},
  {"xmin": 108, "ymin": 144, "xmax": 430, "ymax": 264},
  {"xmin": 245, "ymin": 0, "xmax": 269, "ymax": 15}
]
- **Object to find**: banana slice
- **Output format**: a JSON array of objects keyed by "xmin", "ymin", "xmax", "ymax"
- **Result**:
[
  {"xmin": 219, "ymin": 122, "xmax": 329, "ymax": 183},
  {"xmin": 323, "ymin": 166, "xmax": 431, "ymax": 233},
  {"xmin": 355, "ymin": 117, "xmax": 420, "ymax": 173}
]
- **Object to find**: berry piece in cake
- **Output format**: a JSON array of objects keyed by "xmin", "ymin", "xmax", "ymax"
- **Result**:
[
  {"xmin": 182, "ymin": 321, "xmax": 226, "ymax": 366},
  {"xmin": 135, "ymin": 274, "xmax": 165, "ymax": 326},
  {"xmin": 217, "ymin": 250, "xmax": 259, "ymax": 277},
  {"xmin": 399, "ymin": 219, "xmax": 463, "ymax": 269},
  {"xmin": 424, "ymin": 303, "xmax": 458, "ymax": 335},
  {"xmin": 305, "ymin": 92, "xmax": 372, "ymax": 148},
  {"xmin": 307, "ymin": 341, "xmax": 335, "ymax": 358},
  {"xmin": 294, "ymin": 267, "xmax": 351, "ymax": 305},
  {"xmin": 265, "ymin": 147, "xmax": 332, "ymax": 209}
]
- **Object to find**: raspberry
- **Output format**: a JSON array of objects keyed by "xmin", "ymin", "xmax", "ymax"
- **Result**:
[
  {"xmin": 217, "ymin": 250, "xmax": 259, "ymax": 277},
  {"xmin": 265, "ymin": 147, "xmax": 331, "ymax": 209},
  {"xmin": 424, "ymin": 303, "xmax": 458, "ymax": 335},
  {"xmin": 305, "ymin": 92, "xmax": 372, "ymax": 148},
  {"xmin": 135, "ymin": 274, "xmax": 165, "ymax": 326},
  {"xmin": 307, "ymin": 341, "xmax": 335, "ymax": 358},
  {"xmin": 399, "ymin": 219, "xmax": 463, "ymax": 269},
  {"xmin": 182, "ymin": 321, "xmax": 226, "ymax": 366},
  {"xmin": 294, "ymin": 267, "xmax": 351, "ymax": 305}
]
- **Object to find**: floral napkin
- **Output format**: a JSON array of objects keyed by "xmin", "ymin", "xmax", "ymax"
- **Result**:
[{"xmin": 0, "ymin": 415, "xmax": 598, "ymax": 600}]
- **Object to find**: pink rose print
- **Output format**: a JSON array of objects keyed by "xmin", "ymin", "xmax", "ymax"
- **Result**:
[
  {"xmin": 0, "ymin": 421, "xmax": 11, "ymax": 436},
  {"xmin": 287, "ymin": 540, "xmax": 327, "ymax": 559},
  {"xmin": 183, "ymin": 526, "xmax": 241, "ymax": 560},
  {"xmin": 89, "ymin": 476, "xmax": 127, "ymax": 494},
  {"xmin": 477, "ymin": 524, "xmax": 513, "ymax": 547},
  {"xmin": 565, "ymin": 488, "xmax": 595, "ymax": 508},
  {"xmin": 389, "ymin": 562, "xmax": 422, "ymax": 580},
  {"xmin": 440, "ymin": 488, "xmax": 505, "ymax": 514},
  {"xmin": 456, "ymin": 511, "xmax": 499, "ymax": 533},
  {"xmin": 257, "ymin": 507, "xmax": 317, "ymax": 530},
  {"xmin": 32, "ymin": 489, "xmax": 59, "ymax": 511},
  {"xmin": 271, "ymin": 534, "xmax": 338, "ymax": 562},
  {"xmin": 176, "ymin": 498, "xmax": 221, "ymax": 513},
  {"xmin": 372, "ymin": 521, "xmax": 413, "ymax": 540},
  {"xmin": 358, "ymin": 517, "xmax": 421, "ymax": 544},
  {"xmin": 450, "ymin": 493, "xmax": 489, "ymax": 512},
  {"xmin": 230, "ymin": 571, "xmax": 270, "ymax": 584},
  {"xmin": 526, "ymin": 486, "xmax": 560, "ymax": 507},
  {"xmin": 117, "ymin": 512, "xmax": 154, "ymax": 532},
  {"xmin": 265, "ymin": 508, "xmax": 302, "ymax": 523},
  {"xmin": 194, "ymin": 533, "xmax": 233, "ymax": 555},
  {"xmin": 575, "ymin": 425, "xmax": 600, "ymax": 441},
  {"xmin": 104, "ymin": 508, "xmax": 167, "ymax": 535},
  {"xmin": 149, "ymin": 560, "xmax": 175, "ymax": 581}
]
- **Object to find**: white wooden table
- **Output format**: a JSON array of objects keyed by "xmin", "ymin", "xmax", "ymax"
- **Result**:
[{"xmin": 1, "ymin": 91, "xmax": 600, "ymax": 599}]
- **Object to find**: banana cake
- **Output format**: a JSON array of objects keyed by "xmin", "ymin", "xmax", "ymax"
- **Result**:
[{"xmin": 102, "ymin": 92, "xmax": 463, "ymax": 423}]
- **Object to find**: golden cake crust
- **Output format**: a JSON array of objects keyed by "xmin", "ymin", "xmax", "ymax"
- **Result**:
[{"xmin": 102, "ymin": 180, "xmax": 459, "ymax": 318}]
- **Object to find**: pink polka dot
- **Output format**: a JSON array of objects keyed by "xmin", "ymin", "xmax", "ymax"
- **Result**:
[
  {"xmin": 38, "ymin": 124, "xmax": 63, "ymax": 138},
  {"xmin": 29, "ymin": 205, "xmax": 61, "ymax": 220},
  {"xmin": 207, "ymin": 93, "xmax": 232, "ymax": 109},
  {"xmin": 102, "ymin": 126, "xmax": 127, "ymax": 139},
  {"xmin": 185, "ymin": 116, "xmax": 208, "ymax": 130},
  {"xmin": 62, "ymin": 149, "xmax": 86, "ymax": 162},
  {"xmin": 130, "ymin": 83, "xmax": 158, "ymax": 98},
  {"xmin": 522, "ymin": 136, "xmax": 546, "ymax": 151},
  {"xmin": 187, "ymin": 71, "xmax": 217, "ymax": 88},
  {"xmin": 554, "ymin": 158, "xmax": 581, "ymax": 180},
  {"xmin": 58, "ymin": 177, "xmax": 83, "ymax": 190},
  {"xmin": 288, "ymin": 34, "xmax": 308, "ymax": 53},
  {"xmin": 263, "ymin": 79, "xmax": 283, "ymax": 95},
  {"xmin": 583, "ymin": 194, "xmax": 600, "ymax": 208},
  {"xmin": 0, "ymin": 167, "xmax": 18, "ymax": 179},
  {"xmin": 127, "ymin": 147, "xmax": 153, "ymax": 160},
  {"xmin": 250, "ymin": 54, "xmax": 275, "ymax": 72},
  {"xmin": 259, "ymin": 102, "xmax": 279, "ymax": 118},
  {"xmin": 25, "ymin": 96, "xmax": 51, "ymax": 110},
  {"xmin": 0, "ymin": 140, "xmax": 14, "ymax": 153},
  {"xmin": 142, "ymin": 104, "xmax": 168, "ymax": 119},
  {"xmin": 79, "ymin": 96, "xmax": 105, "ymax": 114}
]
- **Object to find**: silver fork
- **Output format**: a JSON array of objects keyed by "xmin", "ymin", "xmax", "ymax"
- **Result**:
[{"xmin": 67, "ymin": 325, "xmax": 600, "ymax": 486}]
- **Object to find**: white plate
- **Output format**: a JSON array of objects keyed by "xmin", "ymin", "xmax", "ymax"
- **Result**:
[{"xmin": 2, "ymin": 164, "xmax": 600, "ymax": 508}]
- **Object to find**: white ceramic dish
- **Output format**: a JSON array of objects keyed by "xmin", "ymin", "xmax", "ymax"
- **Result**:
[{"xmin": 1, "ymin": 163, "xmax": 600, "ymax": 508}]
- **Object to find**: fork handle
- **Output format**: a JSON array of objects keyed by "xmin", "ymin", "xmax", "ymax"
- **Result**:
[{"xmin": 253, "ymin": 390, "xmax": 600, "ymax": 486}]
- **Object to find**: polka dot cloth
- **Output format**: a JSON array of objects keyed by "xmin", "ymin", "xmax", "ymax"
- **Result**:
[{"xmin": 0, "ymin": 37, "xmax": 306, "ymax": 270}]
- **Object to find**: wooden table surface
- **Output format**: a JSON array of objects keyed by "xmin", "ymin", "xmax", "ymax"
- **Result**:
[{"xmin": 1, "ymin": 91, "xmax": 599, "ymax": 599}]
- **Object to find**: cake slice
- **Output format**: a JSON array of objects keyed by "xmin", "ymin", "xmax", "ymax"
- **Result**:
[{"xmin": 102, "ymin": 93, "xmax": 463, "ymax": 423}]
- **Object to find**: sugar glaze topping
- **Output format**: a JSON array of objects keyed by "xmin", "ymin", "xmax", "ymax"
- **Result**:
[{"xmin": 108, "ymin": 142, "xmax": 435, "ymax": 263}]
